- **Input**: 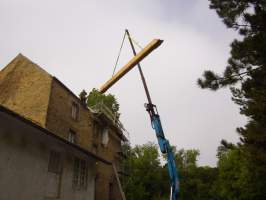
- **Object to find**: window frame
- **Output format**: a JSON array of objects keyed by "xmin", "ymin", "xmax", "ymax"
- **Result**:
[
  {"xmin": 68, "ymin": 129, "xmax": 77, "ymax": 143},
  {"xmin": 101, "ymin": 127, "xmax": 109, "ymax": 147},
  {"xmin": 71, "ymin": 102, "xmax": 79, "ymax": 121},
  {"xmin": 72, "ymin": 158, "xmax": 88, "ymax": 190},
  {"xmin": 48, "ymin": 150, "xmax": 62, "ymax": 174}
]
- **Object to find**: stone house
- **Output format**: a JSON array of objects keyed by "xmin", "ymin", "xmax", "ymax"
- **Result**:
[{"xmin": 0, "ymin": 54, "xmax": 128, "ymax": 200}]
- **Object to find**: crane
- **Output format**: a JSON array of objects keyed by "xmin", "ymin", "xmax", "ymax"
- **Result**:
[{"xmin": 99, "ymin": 30, "xmax": 180, "ymax": 200}]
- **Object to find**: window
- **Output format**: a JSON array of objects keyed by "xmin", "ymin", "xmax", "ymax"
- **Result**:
[
  {"xmin": 92, "ymin": 143, "xmax": 98, "ymax": 154},
  {"xmin": 102, "ymin": 128, "xmax": 109, "ymax": 147},
  {"xmin": 48, "ymin": 151, "xmax": 62, "ymax": 174},
  {"xmin": 92, "ymin": 123, "xmax": 99, "ymax": 139},
  {"xmin": 68, "ymin": 129, "xmax": 76, "ymax": 143},
  {"xmin": 73, "ymin": 158, "xmax": 88, "ymax": 190},
  {"xmin": 71, "ymin": 102, "xmax": 79, "ymax": 120}
]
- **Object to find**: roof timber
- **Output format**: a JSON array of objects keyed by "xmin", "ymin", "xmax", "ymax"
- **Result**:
[{"xmin": 99, "ymin": 39, "xmax": 163, "ymax": 93}]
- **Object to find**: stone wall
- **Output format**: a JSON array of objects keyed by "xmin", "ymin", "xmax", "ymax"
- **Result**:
[
  {"xmin": 93, "ymin": 121, "xmax": 124, "ymax": 200},
  {"xmin": 0, "ymin": 54, "xmax": 125, "ymax": 200},
  {"xmin": 0, "ymin": 54, "xmax": 52, "ymax": 127},
  {"xmin": 45, "ymin": 79, "xmax": 124, "ymax": 200},
  {"xmin": 45, "ymin": 78, "xmax": 93, "ymax": 151}
]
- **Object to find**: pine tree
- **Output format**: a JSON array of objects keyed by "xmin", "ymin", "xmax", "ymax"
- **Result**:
[{"xmin": 198, "ymin": 1, "xmax": 266, "ymax": 199}]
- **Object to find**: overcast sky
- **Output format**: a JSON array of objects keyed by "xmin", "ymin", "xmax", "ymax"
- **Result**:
[{"xmin": 0, "ymin": 0, "xmax": 246, "ymax": 166}]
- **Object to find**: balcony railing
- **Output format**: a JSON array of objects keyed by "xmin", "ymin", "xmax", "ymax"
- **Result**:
[{"xmin": 91, "ymin": 101, "xmax": 130, "ymax": 140}]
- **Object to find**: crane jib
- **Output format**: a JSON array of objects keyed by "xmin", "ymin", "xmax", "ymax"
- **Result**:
[{"xmin": 98, "ymin": 29, "xmax": 180, "ymax": 200}]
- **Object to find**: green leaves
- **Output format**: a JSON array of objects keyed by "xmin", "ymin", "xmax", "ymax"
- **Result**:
[
  {"xmin": 197, "ymin": 70, "xmax": 220, "ymax": 90},
  {"xmin": 123, "ymin": 143, "xmax": 219, "ymax": 200},
  {"xmin": 214, "ymin": 143, "xmax": 255, "ymax": 200},
  {"xmin": 199, "ymin": 1, "xmax": 266, "ymax": 90},
  {"xmin": 122, "ymin": 143, "xmax": 167, "ymax": 200},
  {"xmin": 80, "ymin": 88, "xmax": 121, "ymax": 119},
  {"xmin": 198, "ymin": 1, "xmax": 266, "ymax": 199}
]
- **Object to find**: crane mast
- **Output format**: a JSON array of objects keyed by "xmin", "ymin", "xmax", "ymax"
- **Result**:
[
  {"xmin": 99, "ymin": 30, "xmax": 180, "ymax": 200},
  {"xmin": 125, "ymin": 30, "xmax": 179, "ymax": 200}
]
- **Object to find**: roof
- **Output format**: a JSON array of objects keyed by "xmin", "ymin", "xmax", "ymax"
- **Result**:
[
  {"xmin": 0, "ymin": 105, "xmax": 111, "ymax": 165},
  {"xmin": 0, "ymin": 54, "xmax": 53, "ymax": 127}
]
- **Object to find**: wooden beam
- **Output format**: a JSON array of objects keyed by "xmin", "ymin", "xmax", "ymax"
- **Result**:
[{"xmin": 99, "ymin": 39, "xmax": 163, "ymax": 93}]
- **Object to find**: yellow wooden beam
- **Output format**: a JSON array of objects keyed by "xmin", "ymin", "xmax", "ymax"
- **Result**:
[{"xmin": 99, "ymin": 39, "xmax": 163, "ymax": 93}]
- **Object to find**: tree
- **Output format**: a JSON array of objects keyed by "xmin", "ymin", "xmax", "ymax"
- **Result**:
[
  {"xmin": 173, "ymin": 148, "xmax": 217, "ymax": 200},
  {"xmin": 123, "ymin": 143, "xmax": 219, "ymax": 200},
  {"xmin": 198, "ymin": 1, "xmax": 266, "ymax": 199},
  {"xmin": 123, "ymin": 142, "xmax": 168, "ymax": 200},
  {"xmin": 79, "ymin": 88, "xmax": 120, "ymax": 119}
]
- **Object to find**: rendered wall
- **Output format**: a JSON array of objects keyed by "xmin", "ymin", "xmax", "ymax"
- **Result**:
[{"xmin": 0, "ymin": 124, "xmax": 96, "ymax": 200}]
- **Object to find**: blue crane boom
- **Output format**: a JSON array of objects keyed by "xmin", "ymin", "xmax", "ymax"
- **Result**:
[
  {"xmin": 125, "ymin": 30, "xmax": 180, "ymax": 200},
  {"xmin": 99, "ymin": 30, "xmax": 180, "ymax": 200},
  {"xmin": 145, "ymin": 103, "xmax": 179, "ymax": 200}
]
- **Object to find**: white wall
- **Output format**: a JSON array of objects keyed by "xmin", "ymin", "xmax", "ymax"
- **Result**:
[{"xmin": 0, "ymin": 121, "xmax": 96, "ymax": 200}]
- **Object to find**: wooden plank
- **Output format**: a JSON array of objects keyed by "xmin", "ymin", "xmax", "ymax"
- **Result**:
[
  {"xmin": 99, "ymin": 39, "xmax": 163, "ymax": 93},
  {"xmin": 112, "ymin": 163, "xmax": 126, "ymax": 200}
]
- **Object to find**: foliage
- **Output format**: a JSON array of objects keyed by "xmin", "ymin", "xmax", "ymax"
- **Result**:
[
  {"xmin": 214, "ymin": 141, "xmax": 253, "ymax": 200},
  {"xmin": 173, "ymin": 148, "xmax": 217, "ymax": 200},
  {"xmin": 123, "ymin": 142, "xmax": 168, "ymax": 200},
  {"xmin": 122, "ymin": 142, "xmax": 260, "ymax": 200},
  {"xmin": 198, "ymin": 1, "xmax": 266, "ymax": 90},
  {"xmin": 198, "ymin": 1, "xmax": 266, "ymax": 199},
  {"xmin": 79, "ymin": 88, "xmax": 120, "ymax": 119},
  {"xmin": 123, "ymin": 143, "xmax": 218, "ymax": 200}
]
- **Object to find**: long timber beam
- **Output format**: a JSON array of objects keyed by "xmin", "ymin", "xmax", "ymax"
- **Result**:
[{"xmin": 99, "ymin": 39, "xmax": 163, "ymax": 93}]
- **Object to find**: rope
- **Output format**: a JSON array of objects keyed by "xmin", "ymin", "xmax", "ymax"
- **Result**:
[
  {"xmin": 111, "ymin": 31, "xmax": 143, "ymax": 77},
  {"xmin": 128, "ymin": 35, "xmax": 143, "ymax": 50},
  {"xmin": 112, "ymin": 32, "xmax": 126, "ymax": 77}
]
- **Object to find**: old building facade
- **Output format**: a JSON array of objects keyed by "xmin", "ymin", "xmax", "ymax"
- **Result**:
[{"xmin": 0, "ymin": 54, "xmax": 127, "ymax": 200}]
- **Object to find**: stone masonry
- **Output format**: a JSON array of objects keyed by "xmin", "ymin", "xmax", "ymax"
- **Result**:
[{"xmin": 0, "ymin": 54, "xmax": 127, "ymax": 200}]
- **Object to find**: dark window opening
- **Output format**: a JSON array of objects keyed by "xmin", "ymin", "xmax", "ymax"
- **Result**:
[
  {"xmin": 68, "ymin": 129, "xmax": 77, "ymax": 143},
  {"xmin": 48, "ymin": 151, "xmax": 62, "ymax": 174},
  {"xmin": 71, "ymin": 102, "xmax": 79, "ymax": 120},
  {"xmin": 73, "ymin": 158, "xmax": 88, "ymax": 190}
]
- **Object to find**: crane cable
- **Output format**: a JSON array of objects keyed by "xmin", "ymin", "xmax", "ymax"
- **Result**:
[
  {"xmin": 127, "ymin": 35, "xmax": 143, "ymax": 50},
  {"xmin": 112, "ymin": 31, "xmax": 126, "ymax": 77},
  {"xmin": 111, "ymin": 30, "xmax": 143, "ymax": 77}
]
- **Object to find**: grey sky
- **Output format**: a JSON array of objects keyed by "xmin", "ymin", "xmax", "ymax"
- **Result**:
[{"xmin": 0, "ymin": 0, "xmax": 246, "ymax": 166}]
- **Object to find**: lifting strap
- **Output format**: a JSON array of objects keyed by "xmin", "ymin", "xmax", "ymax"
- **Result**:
[
  {"xmin": 112, "ymin": 31, "xmax": 126, "ymax": 77},
  {"xmin": 111, "ymin": 30, "xmax": 143, "ymax": 77}
]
